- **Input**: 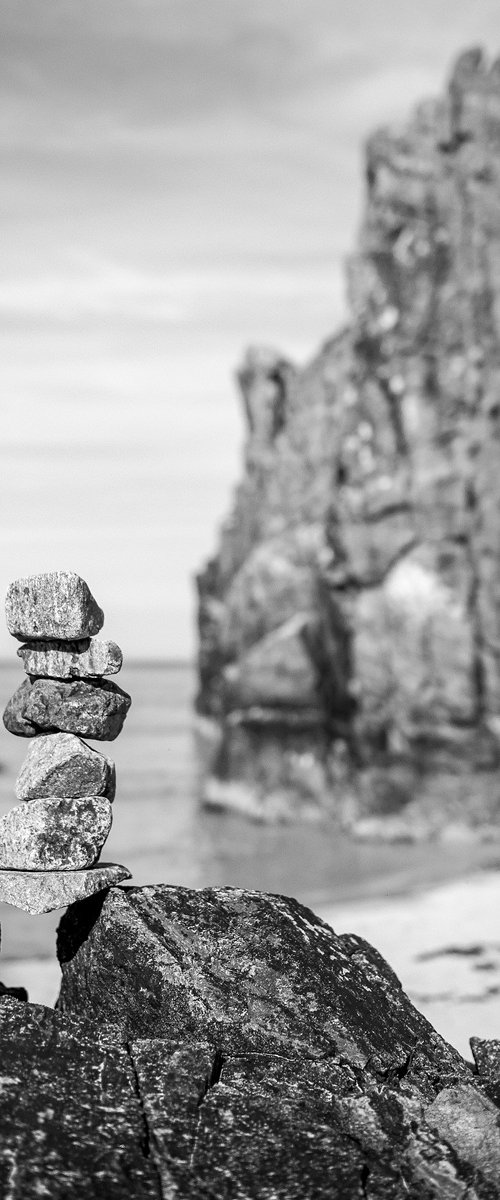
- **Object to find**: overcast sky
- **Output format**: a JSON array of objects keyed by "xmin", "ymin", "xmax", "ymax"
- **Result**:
[{"xmin": 1, "ymin": 0, "xmax": 499, "ymax": 659}]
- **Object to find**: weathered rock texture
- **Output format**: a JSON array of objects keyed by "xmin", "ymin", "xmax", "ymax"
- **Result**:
[
  {"xmin": 6, "ymin": 571, "xmax": 104, "ymax": 641},
  {"xmin": 0, "ymin": 999, "xmax": 160, "ymax": 1199},
  {"xmin": 17, "ymin": 636, "xmax": 123, "ymax": 678},
  {"xmin": 15, "ymin": 732, "xmax": 115, "ymax": 801},
  {"xmin": 196, "ymin": 48, "xmax": 500, "ymax": 830},
  {"xmin": 0, "ymin": 794, "xmax": 112, "ymax": 870},
  {"xmin": 3, "ymin": 676, "xmax": 131, "ymax": 740},
  {"xmin": 50, "ymin": 883, "xmax": 500, "ymax": 1195},
  {"xmin": 0, "ymin": 862, "xmax": 131, "ymax": 913}
]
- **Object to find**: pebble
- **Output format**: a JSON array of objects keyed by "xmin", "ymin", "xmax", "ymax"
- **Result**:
[
  {"xmin": 0, "ymin": 863, "xmax": 131, "ymax": 913},
  {"xmin": 5, "ymin": 571, "xmax": 104, "ymax": 642},
  {"xmin": 3, "ymin": 677, "xmax": 131, "ymax": 741},
  {"xmin": 15, "ymin": 733, "xmax": 115, "ymax": 802},
  {"xmin": 17, "ymin": 637, "xmax": 123, "ymax": 678},
  {"xmin": 0, "ymin": 796, "xmax": 113, "ymax": 871}
]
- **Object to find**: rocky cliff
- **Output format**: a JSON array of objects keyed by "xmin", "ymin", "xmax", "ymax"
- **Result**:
[{"xmin": 196, "ymin": 48, "xmax": 500, "ymax": 834}]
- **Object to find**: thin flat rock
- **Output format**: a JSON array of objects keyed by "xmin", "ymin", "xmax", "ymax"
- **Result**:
[
  {"xmin": 3, "ymin": 677, "xmax": 131, "ymax": 740},
  {"xmin": 0, "ymin": 795, "xmax": 112, "ymax": 870},
  {"xmin": 17, "ymin": 636, "xmax": 123, "ymax": 678},
  {"xmin": 16, "ymin": 732, "xmax": 115, "ymax": 801},
  {"xmin": 0, "ymin": 863, "xmax": 131, "ymax": 913},
  {"xmin": 6, "ymin": 571, "xmax": 104, "ymax": 642}
]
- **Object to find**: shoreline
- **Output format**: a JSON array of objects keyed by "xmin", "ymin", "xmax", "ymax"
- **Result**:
[{"xmin": 318, "ymin": 866, "xmax": 500, "ymax": 1059}]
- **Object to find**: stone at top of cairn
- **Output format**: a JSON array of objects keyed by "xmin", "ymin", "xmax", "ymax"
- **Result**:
[
  {"xmin": 0, "ymin": 571, "xmax": 131, "ymax": 914},
  {"xmin": 6, "ymin": 570, "xmax": 104, "ymax": 641}
]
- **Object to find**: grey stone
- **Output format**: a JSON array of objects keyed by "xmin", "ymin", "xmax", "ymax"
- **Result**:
[
  {"xmin": 0, "ymin": 795, "xmax": 112, "ymax": 870},
  {"xmin": 54, "ymin": 883, "xmax": 500, "ymax": 1196},
  {"xmin": 425, "ymin": 1084, "xmax": 500, "ymax": 1188},
  {"xmin": 0, "ymin": 999, "xmax": 160, "ymax": 1198},
  {"xmin": 6, "ymin": 571, "xmax": 104, "ymax": 642},
  {"xmin": 3, "ymin": 677, "xmax": 131, "ymax": 740},
  {"xmin": 0, "ymin": 1000, "xmax": 495, "ymax": 1200},
  {"xmin": 17, "ymin": 636, "xmax": 123, "ymax": 678},
  {"xmin": 0, "ymin": 862, "xmax": 131, "ymax": 913},
  {"xmin": 15, "ymin": 732, "xmax": 115, "ymax": 801},
  {"xmin": 3, "ymin": 678, "xmax": 38, "ymax": 735},
  {"xmin": 470, "ymin": 1037, "xmax": 500, "ymax": 1106},
  {"xmin": 56, "ymin": 885, "xmax": 467, "ymax": 1076}
]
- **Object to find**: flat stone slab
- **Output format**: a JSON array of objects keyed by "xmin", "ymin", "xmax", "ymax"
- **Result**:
[
  {"xmin": 4, "ymin": 677, "xmax": 131, "ymax": 740},
  {"xmin": 0, "ymin": 863, "xmax": 131, "ymax": 913},
  {"xmin": 6, "ymin": 571, "xmax": 104, "ymax": 642},
  {"xmin": 0, "ymin": 796, "xmax": 112, "ymax": 870},
  {"xmin": 17, "ymin": 636, "xmax": 123, "ymax": 678},
  {"xmin": 16, "ymin": 732, "xmax": 115, "ymax": 801}
]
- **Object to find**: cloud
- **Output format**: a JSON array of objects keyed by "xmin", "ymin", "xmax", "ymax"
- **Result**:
[{"xmin": 1, "ymin": 0, "xmax": 500, "ymax": 656}]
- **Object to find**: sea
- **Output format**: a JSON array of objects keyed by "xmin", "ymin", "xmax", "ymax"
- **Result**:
[{"xmin": 0, "ymin": 661, "xmax": 498, "ymax": 968}]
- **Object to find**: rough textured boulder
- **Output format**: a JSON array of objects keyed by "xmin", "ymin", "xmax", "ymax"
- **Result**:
[
  {"xmin": 5, "ymin": 571, "xmax": 104, "ymax": 641},
  {"xmin": 49, "ymin": 883, "xmax": 500, "ymax": 1195},
  {"xmin": 196, "ymin": 48, "xmax": 500, "ymax": 830},
  {"xmin": 3, "ymin": 677, "xmax": 131, "ymax": 740},
  {"xmin": 17, "ymin": 636, "xmax": 123, "ymax": 678},
  {"xmin": 56, "ymin": 885, "xmax": 470, "ymax": 1070},
  {"xmin": 0, "ymin": 795, "xmax": 112, "ymax": 870},
  {"xmin": 0, "ymin": 1000, "xmax": 160, "ymax": 1199},
  {"xmin": 15, "ymin": 732, "xmax": 115, "ymax": 801}
]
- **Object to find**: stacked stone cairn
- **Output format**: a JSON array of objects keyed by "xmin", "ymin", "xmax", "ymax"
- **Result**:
[{"xmin": 0, "ymin": 571, "xmax": 132, "ymax": 915}]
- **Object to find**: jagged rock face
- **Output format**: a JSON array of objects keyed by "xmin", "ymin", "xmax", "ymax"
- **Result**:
[
  {"xmin": 0, "ymin": 1000, "xmax": 160, "ymax": 1199},
  {"xmin": 196, "ymin": 49, "xmax": 500, "ymax": 829},
  {"xmin": 57, "ymin": 886, "xmax": 464, "ymax": 1074},
  {"xmin": 49, "ymin": 884, "xmax": 500, "ymax": 1196}
]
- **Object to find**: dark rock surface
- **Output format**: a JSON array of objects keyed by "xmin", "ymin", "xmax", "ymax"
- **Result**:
[
  {"xmin": 471, "ymin": 1036, "xmax": 500, "ymax": 1107},
  {"xmin": 196, "ymin": 48, "xmax": 500, "ymax": 830},
  {"xmin": 3, "ymin": 676, "xmax": 131, "ymax": 740},
  {"xmin": 5, "ymin": 571, "xmax": 104, "ymax": 641},
  {"xmin": 0, "ymin": 794, "xmax": 112, "ymax": 870},
  {"xmin": 15, "ymin": 732, "xmax": 115, "ymax": 801},
  {"xmin": 17, "ymin": 636, "xmax": 123, "ymax": 678},
  {"xmin": 0, "ymin": 980, "xmax": 28, "ymax": 1002},
  {"xmin": 56, "ymin": 885, "xmax": 470, "ymax": 1069},
  {"xmin": 50, "ymin": 883, "xmax": 500, "ymax": 1195},
  {"xmin": 0, "ymin": 999, "xmax": 160, "ymax": 1199}
]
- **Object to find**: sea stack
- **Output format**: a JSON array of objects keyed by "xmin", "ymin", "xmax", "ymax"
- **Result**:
[{"xmin": 0, "ymin": 571, "xmax": 132, "ymax": 913}]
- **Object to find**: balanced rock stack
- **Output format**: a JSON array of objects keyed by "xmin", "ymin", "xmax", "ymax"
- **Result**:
[{"xmin": 0, "ymin": 571, "xmax": 132, "ymax": 914}]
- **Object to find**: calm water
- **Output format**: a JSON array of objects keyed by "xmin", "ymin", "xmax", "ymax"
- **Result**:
[{"xmin": 0, "ymin": 662, "xmax": 498, "ymax": 961}]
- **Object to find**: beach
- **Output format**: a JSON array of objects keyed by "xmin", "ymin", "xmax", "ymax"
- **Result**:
[{"xmin": 1, "ymin": 661, "xmax": 499, "ymax": 1056}]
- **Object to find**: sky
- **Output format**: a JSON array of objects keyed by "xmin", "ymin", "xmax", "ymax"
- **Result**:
[{"xmin": 1, "ymin": 0, "xmax": 499, "ymax": 659}]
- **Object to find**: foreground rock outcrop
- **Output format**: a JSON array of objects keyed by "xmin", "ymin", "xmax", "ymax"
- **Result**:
[
  {"xmin": 1, "ymin": 883, "xmax": 497, "ymax": 1195},
  {"xmin": 196, "ymin": 48, "xmax": 500, "ymax": 831}
]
